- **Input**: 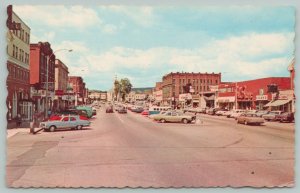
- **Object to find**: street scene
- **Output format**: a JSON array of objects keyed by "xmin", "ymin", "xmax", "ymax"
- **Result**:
[{"xmin": 6, "ymin": 5, "xmax": 295, "ymax": 188}]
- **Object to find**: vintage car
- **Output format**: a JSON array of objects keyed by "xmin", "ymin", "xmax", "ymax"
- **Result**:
[
  {"xmin": 275, "ymin": 112, "xmax": 294, "ymax": 123},
  {"xmin": 40, "ymin": 115, "xmax": 91, "ymax": 132},
  {"xmin": 237, "ymin": 113, "xmax": 265, "ymax": 125},
  {"xmin": 106, "ymin": 106, "xmax": 114, "ymax": 113},
  {"xmin": 141, "ymin": 110, "xmax": 149, "ymax": 116},
  {"xmin": 262, "ymin": 111, "xmax": 283, "ymax": 121},
  {"xmin": 215, "ymin": 109, "xmax": 229, "ymax": 116},
  {"xmin": 132, "ymin": 107, "xmax": 144, "ymax": 113},
  {"xmin": 255, "ymin": 110, "xmax": 270, "ymax": 117},
  {"xmin": 153, "ymin": 111, "xmax": 196, "ymax": 124},
  {"xmin": 228, "ymin": 109, "xmax": 246, "ymax": 119},
  {"xmin": 207, "ymin": 108, "xmax": 220, "ymax": 115},
  {"xmin": 118, "ymin": 107, "xmax": 127, "ymax": 114}
]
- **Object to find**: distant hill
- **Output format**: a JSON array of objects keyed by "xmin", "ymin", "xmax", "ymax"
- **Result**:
[{"xmin": 131, "ymin": 87, "xmax": 154, "ymax": 94}]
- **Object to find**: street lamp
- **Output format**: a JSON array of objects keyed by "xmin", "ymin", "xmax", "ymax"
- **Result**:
[{"xmin": 45, "ymin": 49, "xmax": 73, "ymax": 118}]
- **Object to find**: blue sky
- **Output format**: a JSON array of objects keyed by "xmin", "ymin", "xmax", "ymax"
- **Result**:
[{"xmin": 14, "ymin": 5, "xmax": 295, "ymax": 90}]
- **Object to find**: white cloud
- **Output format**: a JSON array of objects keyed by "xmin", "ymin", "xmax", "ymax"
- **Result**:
[
  {"xmin": 103, "ymin": 5, "xmax": 155, "ymax": 27},
  {"xmin": 14, "ymin": 5, "xmax": 102, "ymax": 29},
  {"xmin": 103, "ymin": 24, "xmax": 118, "ymax": 34},
  {"xmin": 78, "ymin": 32, "xmax": 294, "ymax": 82}
]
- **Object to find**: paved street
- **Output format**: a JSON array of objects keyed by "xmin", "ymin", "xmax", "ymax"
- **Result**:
[{"xmin": 6, "ymin": 106, "xmax": 294, "ymax": 188}]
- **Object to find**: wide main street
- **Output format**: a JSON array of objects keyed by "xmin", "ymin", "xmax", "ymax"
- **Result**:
[{"xmin": 6, "ymin": 106, "xmax": 294, "ymax": 188}]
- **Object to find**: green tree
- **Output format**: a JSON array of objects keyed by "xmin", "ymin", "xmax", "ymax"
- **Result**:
[{"xmin": 120, "ymin": 78, "xmax": 132, "ymax": 101}]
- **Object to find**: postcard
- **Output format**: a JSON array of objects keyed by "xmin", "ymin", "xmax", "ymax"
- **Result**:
[{"xmin": 5, "ymin": 4, "xmax": 295, "ymax": 188}]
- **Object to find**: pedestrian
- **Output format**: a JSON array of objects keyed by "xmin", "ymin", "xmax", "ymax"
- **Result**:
[{"xmin": 16, "ymin": 113, "xmax": 22, "ymax": 127}]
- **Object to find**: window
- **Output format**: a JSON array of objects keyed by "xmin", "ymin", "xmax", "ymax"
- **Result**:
[
  {"xmin": 15, "ymin": 47, "xmax": 18, "ymax": 60},
  {"xmin": 12, "ymin": 45, "xmax": 15, "ymax": 57},
  {"xmin": 200, "ymin": 79, "xmax": 202, "ymax": 83},
  {"xmin": 216, "ymin": 80, "xmax": 218, "ymax": 84},
  {"xmin": 19, "ymin": 49, "xmax": 22, "ymax": 61}
]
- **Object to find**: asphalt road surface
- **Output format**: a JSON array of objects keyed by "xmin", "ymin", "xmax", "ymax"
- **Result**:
[{"xmin": 6, "ymin": 107, "xmax": 295, "ymax": 188}]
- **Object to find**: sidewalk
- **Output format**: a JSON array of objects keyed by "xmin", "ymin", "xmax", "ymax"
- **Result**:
[{"xmin": 7, "ymin": 128, "xmax": 30, "ymax": 139}]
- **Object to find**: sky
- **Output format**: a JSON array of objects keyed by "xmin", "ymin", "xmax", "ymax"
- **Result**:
[{"xmin": 13, "ymin": 5, "xmax": 295, "ymax": 91}]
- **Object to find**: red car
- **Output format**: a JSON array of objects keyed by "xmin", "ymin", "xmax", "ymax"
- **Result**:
[
  {"xmin": 48, "ymin": 115, "xmax": 88, "ymax": 121},
  {"xmin": 141, "ymin": 110, "xmax": 149, "ymax": 116}
]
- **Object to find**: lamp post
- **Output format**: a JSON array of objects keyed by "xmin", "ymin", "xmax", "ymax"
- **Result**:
[{"xmin": 45, "ymin": 49, "xmax": 72, "ymax": 118}]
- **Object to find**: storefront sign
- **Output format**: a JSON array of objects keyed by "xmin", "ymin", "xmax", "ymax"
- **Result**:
[
  {"xmin": 179, "ymin": 93, "xmax": 192, "ymax": 102},
  {"xmin": 55, "ymin": 90, "xmax": 64, "ymax": 96},
  {"xmin": 62, "ymin": 95, "xmax": 75, "ymax": 101},
  {"xmin": 256, "ymin": 95, "xmax": 268, "ymax": 101},
  {"xmin": 217, "ymin": 96, "xmax": 235, "ymax": 103}
]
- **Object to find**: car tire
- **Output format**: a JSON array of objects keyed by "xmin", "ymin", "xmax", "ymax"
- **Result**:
[
  {"xmin": 160, "ymin": 119, "xmax": 166, "ymax": 123},
  {"xmin": 76, "ymin": 125, "xmax": 82, "ymax": 130},
  {"xmin": 182, "ymin": 118, "xmax": 188, "ymax": 124},
  {"xmin": 49, "ymin": 125, "xmax": 56, "ymax": 132}
]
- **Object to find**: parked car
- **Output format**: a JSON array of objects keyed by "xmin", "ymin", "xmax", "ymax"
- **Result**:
[
  {"xmin": 106, "ymin": 106, "xmax": 114, "ymax": 113},
  {"xmin": 153, "ymin": 111, "xmax": 196, "ymax": 124},
  {"xmin": 215, "ymin": 109, "xmax": 229, "ymax": 116},
  {"xmin": 228, "ymin": 109, "xmax": 246, "ymax": 119},
  {"xmin": 149, "ymin": 111, "xmax": 167, "ymax": 119},
  {"xmin": 255, "ymin": 110, "xmax": 270, "ymax": 117},
  {"xmin": 132, "ymin": 107, "xmax": 144, "ymax": 113},
  {"xmin": 207, "ymin": 108, "xmax": 220, "ymax": 115},
  {"xmin": 40, "ymin": 115, "xmax": 91, "ymax": 132},
  {"xmin": 75, "ymin": 106, "xmax": 93, "ymax": 118},
  {"xmin": 141, "ymin": 110, "xmax": 149, "ymax": 116},
  {"xmin": 275, "ymin": 112, "xmax": 294, "ymax": 123},
  {"xmin": 224, "ymin": 110, "xmax": 234, "ymax": 117},
  {"xmin": 237, "ymin": 113, "xmax": 265, "ymax": 125},
  {"xmin": 118, "ymin": 107, "xmax": 127, "ymax": 114},
  {"xmin": 262, "ymin": 111, "xmax": 283, "ymax": 121}
]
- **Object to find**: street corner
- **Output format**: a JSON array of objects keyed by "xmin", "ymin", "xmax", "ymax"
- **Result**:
[{"xmin": 7, "ymin": 128, "xmax": 31, "ymax": 139}]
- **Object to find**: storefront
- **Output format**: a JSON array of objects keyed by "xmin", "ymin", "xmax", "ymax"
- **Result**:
[
  {"xmin": 216, "ymin": 96, "xmax": 235, "ymax": 110},
  {"xmin": 255, "ymin": 94, "xmax": 269, "ymax": 110},
  {"xmin": 264, "ymin": 90, "xmax": 294, "ymax": 112}
]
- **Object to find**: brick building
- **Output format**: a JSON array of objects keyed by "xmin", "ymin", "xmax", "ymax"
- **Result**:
[
  {"xmin": 53, "ymin": 59, "xmax": 69, "ymax": 111},
  {"xmin": 161, "ymin": 72, "xmax": 221, "ymax": 107},
  {"xmin": 153, "ymin": 82, "xmax": 163, "ymax": 105},
  {"xmin": 6, "ymin": 5, "xmax": 32, "ymax": 122},
  {"xmin": 68, "ymin": 76, "xmax": 85, "ymax": 106},
  {"xmin": 30, "ymin": 42, "xmax": 56, "ymax": 116},
  {"xmin": 216, "ymin": 77, "xmax": 291, "ymax": 111}
]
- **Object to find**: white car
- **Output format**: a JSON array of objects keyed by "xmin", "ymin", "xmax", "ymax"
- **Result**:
[
  {"xmin": 215, "ymin": 109, "xmax": 229, "ymax": 116},
  {"xmin": 227, "ymin": 109, "xmax": 246, "ymax": 118},
  {"xmin": 40, "ymin": 115, "xmax": 91, "ymax": 132}
]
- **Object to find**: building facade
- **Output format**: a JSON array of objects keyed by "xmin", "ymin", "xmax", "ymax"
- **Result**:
[
  {"xmin": 53, "ymin": 59, "xmax": 69, "ymax": 111},
  {"xmin": 68, "ymin": 76, "xmax": 85, "ymax": 106},
  {"xmin": 30, "ymin": 42, "xmax": 56, "ymax": 116},
  {"xmin": 6, "ymin": 5, "xmax": 32, "ymax": 121},
  {"xmin": 216, "ymin": 77, "xmax": 292, "ymax": 111},
  {"xmin": 161, "ymin": 72, "xmax": 221, "ymax": 108}
]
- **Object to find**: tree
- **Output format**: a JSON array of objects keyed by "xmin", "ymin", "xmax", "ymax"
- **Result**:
[{"xmin": 120, "ymin": 78, "xmax": 132, "ymax": 101}]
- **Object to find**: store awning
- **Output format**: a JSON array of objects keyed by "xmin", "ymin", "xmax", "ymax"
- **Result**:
[
  {"xmin": 264, "ymin": 99, "xmax": 291, "ymax": 107},
  {"xmin": 204, "ymin": 95, "xmax": 215, "ymax": 101}
]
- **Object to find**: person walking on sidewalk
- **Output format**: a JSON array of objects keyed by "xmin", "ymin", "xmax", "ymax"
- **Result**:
[{"xmin": 16, "ymin": 114, "xmax": 22, "ymax": 127}]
